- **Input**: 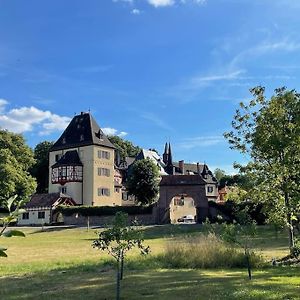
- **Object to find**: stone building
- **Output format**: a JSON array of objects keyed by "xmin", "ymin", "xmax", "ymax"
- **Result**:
[{"xmin": 48, "ymin": 112, "xmax": 122, "ymax": 206}]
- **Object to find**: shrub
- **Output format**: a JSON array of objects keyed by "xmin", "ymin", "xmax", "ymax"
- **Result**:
[
  {"xmin": 56, "ymin": 205, "xmax": 154, "ymax": 217},
  {"xmin": 157, "ymin": 233, "xmax": 263, "ymax": 269}
]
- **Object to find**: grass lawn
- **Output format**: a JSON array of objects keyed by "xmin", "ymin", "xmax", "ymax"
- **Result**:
[{"xmin": 0, "ymin": 225, "xmax": 299, "ymax": 299}]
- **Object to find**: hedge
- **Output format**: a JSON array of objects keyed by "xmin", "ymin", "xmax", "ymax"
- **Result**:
[
  {"xmin": 56, "ymin": 204, "xmax": 154, "ymax": 217},
  {"xmin": 208, "ymin": 200, "xmax": 266, "ymax": 225}
]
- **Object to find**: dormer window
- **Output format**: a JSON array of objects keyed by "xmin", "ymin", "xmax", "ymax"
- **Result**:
[
  {"xmin": 80, "ymin": 134, "xmax": 84, "ymax": 141},
  {"xmin": 62, "ymin": 137, "xmax": 66, "ymax": 144}
]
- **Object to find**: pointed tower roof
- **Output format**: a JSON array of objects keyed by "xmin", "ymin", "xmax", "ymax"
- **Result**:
[
  {"xmin": 167, "ymin": 142, "xmax": 173, "ymax": 166},
  {"xmin": 164, "ymin": 142, "xmax": 168, "ymax": 155},
  {"xmin": 50, "ymin": 112, "xmax": 115, "ymax": 151}
]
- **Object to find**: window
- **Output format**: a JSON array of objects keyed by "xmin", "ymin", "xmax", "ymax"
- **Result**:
[
  {"xmin": 98, "ymin": 188, "xmax": 110, "ymax": 196},
  {"xmin": 59, "ymin": 186, "xmax": 67, "ymax": 194},
  {"xmin": 79, "ymin": 150, "xmax": 84, "ymax": 159},
  {"xmin": 122, "ymin": 192, "xmax": 128, "ymax": 201},
  {"xmin": 174, "ymin": 198, "xmax": 184, "ymax": 206},
  {"xmin": 98, "ymin": 150, "xmax": 110, "ymax": 160},
  {"xmin": 22, "ymin": 212, "xmax": 29, "ymax": 220},
  {"xmin": 207, "ymin": 186, "xmax": 214, "ymax": 193},
  {"xmin": 80, "ymin": 134, "xmax": 84, "ymax": 141},
  {"xmin": 38, "ymin": 211, "xmax": 45, "ymax": 219},
  {"xmin": 55, "ymin": 154, "xmax": 62, "ymax": 162},
  {"xmin": 98, "ymin": 167, "xmax": 110, "ymax": 177}
]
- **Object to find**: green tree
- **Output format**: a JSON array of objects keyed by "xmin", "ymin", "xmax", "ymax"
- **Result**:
[
  {"xmin": 108, "ymin": 135, "xmax": 141, "ymax": 161},
  {"xmin": 30, "ymin": 141, "xmax": 54, "ymax": 193},
  {"xmin": 0, "ymin": 195, "xmax": 26, "ymax": 257},
  {"xmin": 224, "ymin": 86, "xmax": 300, "ymax": 252},
  {"xmin": 92, "ymin": 212, "xmax": 149, "ymax": 300},
  {"xmin": 126, "ymin": 158, "xmax": 160, "ymax": 205},
  {"xmin": 0, "ymin": 130, "xmax": 36, "ymax": 205},
  {"xmin": 214, "ymin": 168, "xmax": 226, "ymax": 182}
]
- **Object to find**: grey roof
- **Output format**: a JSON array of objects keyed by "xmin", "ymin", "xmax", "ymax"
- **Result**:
[
  {"xmin": 173, "ymin": 162, "xmax": 218, "ymax": 184},
  {"xmin": 50, "ymin": 112, "xmax": 115, "ymax": 151},
  {"xmin": 25, "ymin": 193, "xmax": 76, "ymax": 208},
  {"xmin": 52, "ymin": 150, "xmax": 83, "ymax": 168},
  {"xmin": 160, "ymin": 175, "xmax": 206, "ymax": 186}
]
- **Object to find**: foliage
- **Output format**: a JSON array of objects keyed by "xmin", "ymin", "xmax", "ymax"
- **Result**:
[
  {"xmin": 126, "ymin": 158, "xmax": 160, "ymax": 205},
  {"xmin": 225, "ymin": 186, "xmax": 249, "ymax": 203},
  {"xmin": 203, "ymin": 215, "xmax": 258, "ymax": 279},
  {"xmin": 214, "ymin": 168, "xmax": 226, "ymax": 182},
  {"xmin": 92, "ymin": 212, "xmax": 149, "ymax": 300},
  {"xmin": 0, "ymin": 195, "xmax": 26, "ymax": 257},
  {"xmin": 224, "ymin": 86, "xmax": 300, "ymax": 252},
  {"xmin": 108, "ymin": 135, "xmax": 141, "ymax": 162},
  {"xmin": 0, "ymin": 130, "xmax": 36, "ymax": 205},
  {"xmin": 57, "ymin": 204, "xmax": 154, "ymax": 216},
  {"xmin": 158, "ymin": 233, "xmax": 262, "ymax": 269},
  {"xmin": 29, "ymin": 141, "xmax": 54, "ymax": 193}
]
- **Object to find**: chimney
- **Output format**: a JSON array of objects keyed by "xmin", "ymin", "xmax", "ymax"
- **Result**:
[
  {"xmin": 197, "ymin": 162, "xmax": 200, "ymax": 175},
  {"xmin": 179, "ymin": 160, "xmax": 185, "ymax": 175}
]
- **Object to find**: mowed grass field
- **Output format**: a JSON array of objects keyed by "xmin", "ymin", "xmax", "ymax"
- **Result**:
[{"xmin": 0, "ymin": 225, "xmax": 299, "ymax": 299}]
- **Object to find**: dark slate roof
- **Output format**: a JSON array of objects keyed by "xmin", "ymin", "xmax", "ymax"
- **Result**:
[
  {"xmin": 173, "ymin": 162, "xmax": 205, "ymax": 174},
  {"xmin": 160, "ymin": 175, "xmax": 206, "ymax": 186},
  {"xmin": 173, "ymin": 162, "xmax": 218, "ymax": 184},
  {"xmin": 118, "ymin": 156, "xmax": 136, "ymax": 170},
  {"xmin": 52, "ymin": 150, "xmax": 83, "ymax": 168},
  {"xmin": 25, "ymin": 193, "xmax": 76, "ymax": 208},
  {"xmin": 50, "ymin": 112, "xmax": 115, "ymax": 151}
]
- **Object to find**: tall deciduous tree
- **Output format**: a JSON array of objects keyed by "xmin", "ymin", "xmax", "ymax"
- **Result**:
[
  {"xmin": 30, "ymin": 141, "xmax": 54, "ymax": 193},
  {"xmin": 0, "ymin": 130, "xmax": 36, "ymax": 205},
  {"xmin": 224, "ymin": 87, "xmax": 300, "ymax": 252},
  {"xmin": 126, "ymin": 158, "xmax": 160, "ymax": 205},
  {"xmin": 108, "ymin": 135, "xmax": 141, "ymax": 162}
]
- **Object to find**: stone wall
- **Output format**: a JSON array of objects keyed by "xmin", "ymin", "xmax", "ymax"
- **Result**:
[{"xmin": 62, "ymin": 212, "xmax": 155, "ymax": 226}]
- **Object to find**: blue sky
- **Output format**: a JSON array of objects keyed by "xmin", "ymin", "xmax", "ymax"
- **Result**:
[{"xmin": 1, "ymin": 0, "xmax": 300, "ymax": 173}]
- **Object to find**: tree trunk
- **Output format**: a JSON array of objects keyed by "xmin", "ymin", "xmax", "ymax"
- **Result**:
[
  {"xmin": 245, "ymin": 248, "xmax": 252, "ymax": 280},
  {"xmin": 284, "ymin": 191, "xmax": 295, "ymax": 252},
  {"xmin": 120, "ymin": 251, "xmax": 124, "ymax": 280},
  {"xmin": 116, "ymin": 259, "xmax": 121, "ymax": 300}
]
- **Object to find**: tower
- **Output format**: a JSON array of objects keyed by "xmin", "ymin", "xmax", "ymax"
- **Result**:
[{"xmin": 48, "ymin": 112, "xmax": 119, "ymax": 206}]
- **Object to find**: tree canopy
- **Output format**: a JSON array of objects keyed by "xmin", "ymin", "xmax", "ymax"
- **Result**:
[
  {"xmin": 224, "ymin": 86, "xmax": 300, "ymax": 251},
  {"xmin": 0, "ymin": 130, "xmax": 36, "ymax": 205},
  {"xmin": 30, "ymin": 141, "xmax": 54, "ymax": 193},
  {"xmin": 126, "ymin": 158, "xmax": 160, "ymax": 205},
  {"xmin": 108, "ymin": 135, "xmax": 141, "ymax": 162}
]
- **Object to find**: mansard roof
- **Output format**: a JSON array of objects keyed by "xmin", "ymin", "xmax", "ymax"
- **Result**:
[
  {"xmin": 52, "ymin": 150, "xmax": 83, "ymax": 168},
  {"xmin": 50, "ymin": 112, "xmax": 115, "ymax": 151}
]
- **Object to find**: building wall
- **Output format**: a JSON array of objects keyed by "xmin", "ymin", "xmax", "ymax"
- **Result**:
[
  {"xmin": 18, "ymin": 209, "xmax": 51, "ymax": 225},
  {"xmin": 63, "ymin": 213, "xmax": 155, "ymax": 226},
  {"xmin": 169, "ymin": 196, "xmax": 197, "ymax": 224},
  {"xmin": 205, "ymin": 183, "xmax": 219, "ymax": 201},
  {"xmin": 49, "ymin": 145, "xmax": 117, "ymax": 206}
]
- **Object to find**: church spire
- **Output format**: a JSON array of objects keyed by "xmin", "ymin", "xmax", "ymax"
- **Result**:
[
  {"xmin": 167, "ymin": 142, "xmax": 173, "ymax": 166},
  {"xmin": 163, "ymin": 142, "xmax": 169, "ymax": 164}
]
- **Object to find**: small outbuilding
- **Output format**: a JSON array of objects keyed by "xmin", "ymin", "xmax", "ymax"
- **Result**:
[{"xmin": 18, "ymin": 193, "xmax": 76, "ymax": 226}]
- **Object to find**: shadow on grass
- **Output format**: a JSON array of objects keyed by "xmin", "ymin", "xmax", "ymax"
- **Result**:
[
  {"xmin": 28, "ymin": 225, "xmax": 78, "ymax": 235},
  {"xmin": 1, "ymin": 260, "xmax": 299, "ymax": 300}
]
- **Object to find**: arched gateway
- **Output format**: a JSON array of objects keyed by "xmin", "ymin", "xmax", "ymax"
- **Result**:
[{"xmin": 157, "ymin": 175, "xmax": 209, "ymax": 224}]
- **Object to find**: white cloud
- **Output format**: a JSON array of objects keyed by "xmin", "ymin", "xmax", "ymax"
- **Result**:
[
  {"xmin": 178, "ymin": 136, "xmax": 224, "ymax": 150},
  {"xmin": 131, "ymin": 8, "xmax": 141, "ymax": 14},
  {"xmin": 0, "ymin": 99, "xmax": 8, "ymax": 113},
  {"xmin": 190, "ymin": 70, "xmax": 245, "ymax": 84},
  {"xmin": 0, "ymin": 100, "xmax": 71, "ymax": 135},
  {"xmin": 102, "ymin": 127, "xmax": 128, "ymax": 137},
  {"xmin": 112, "ymin": 0, "xmax": 206, "ymax": 9},
  {"xmin": 147, "ymin": 0, "xmax": 174, "ymax": 7}
]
